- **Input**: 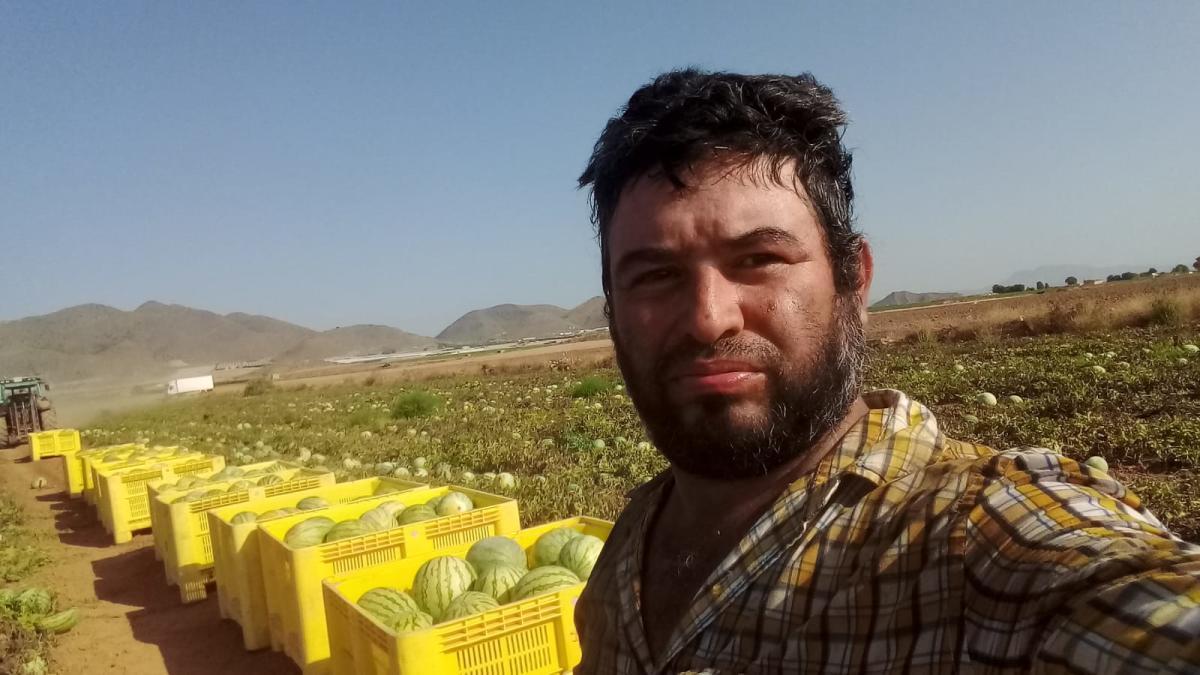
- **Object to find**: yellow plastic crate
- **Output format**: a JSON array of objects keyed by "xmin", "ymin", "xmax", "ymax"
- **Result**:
[
  {"xmin": 258, "ymin": 485, "xmax": 521, "ymax": 675},
  {"xmin": 208, "ymin": 477, "xmax": 427, "ymax": 651},
  {"xmin": 323, "ymin": 517, "xmax": 613, "ymax": 675},
  {"xmin": 95, "ymin": 453, "xmax": 225, "ymax": 544},
  {"xmin": 29, "ymin": 429, "xmax": 81, "ymax": 461},
  {"xmin": 62, "ymin": 443, "xmax": 141, "ymax": 498},
  {"xmin": 91, "ymin": 446, "xmax": 193, "ymax": 517},
  {"xmin": 82, "ymin": 445, "xmax": 148, "ymax": 504},
  {"xmin": 146, "ymin": 461, "xmax": 338, "ymax": 604}
]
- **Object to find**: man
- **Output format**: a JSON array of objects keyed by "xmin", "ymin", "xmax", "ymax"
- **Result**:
[{"xmin": 574, "ymin": 69, "xmax": 1200, "ymax": 673}]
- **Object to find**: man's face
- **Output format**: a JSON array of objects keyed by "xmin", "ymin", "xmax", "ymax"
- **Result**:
[{"xmin": 606, "ymin": 161, "xmax": 869, "ymax": 479}]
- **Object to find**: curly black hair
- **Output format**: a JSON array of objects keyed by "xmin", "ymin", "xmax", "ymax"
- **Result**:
[{"xmin": 579, "ymin": 68, "xmax": 863, "ymax": 303}]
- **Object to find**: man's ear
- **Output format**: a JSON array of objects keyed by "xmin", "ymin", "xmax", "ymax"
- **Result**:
[{"xmin": 855, "ymin": 239, "xmax": 874, "ymax": 323}]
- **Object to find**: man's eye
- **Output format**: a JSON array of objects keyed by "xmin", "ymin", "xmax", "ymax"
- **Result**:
[
  {"xmin": 740, "ymin": 253, "xmax": 782, "ymax": 268},
  {"xmin": 631, "ymin": 269, "xmax": 676, "ymax": 286}
]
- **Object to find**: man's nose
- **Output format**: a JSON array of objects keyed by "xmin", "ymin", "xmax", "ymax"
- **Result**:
[{"xmin": 683, "ymin": 267, "xmax": 744, "ymax": 345}]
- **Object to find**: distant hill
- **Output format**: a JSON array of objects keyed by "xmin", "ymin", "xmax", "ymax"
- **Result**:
[
  {"xmin": 870, "ymin": 291, "xmax": 961, "ymax": 310},
  {"xmin": 279, "ymin": 325, "xmax": 438, "ymax": 362},
  {"xmin": 437, "ymin": 296, "xmax": 608, "ymax": 344},
  {"xmin": 0, "ymin": 302, "xmax": 435, "ymax": 383}
]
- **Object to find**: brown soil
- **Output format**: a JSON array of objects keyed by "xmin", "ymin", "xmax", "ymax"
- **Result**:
[
  {"xmin": 0, "ymin": 446, "xmax": 298, "ymax": 675},
  {"xmin": 866, "ymin": 274, "xmax": 1200, "ymax": 341}
]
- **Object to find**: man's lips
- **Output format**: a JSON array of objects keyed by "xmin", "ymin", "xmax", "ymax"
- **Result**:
[{"xmin": 669, "ymin": 361, "xmax": 766, "ymax": 395}]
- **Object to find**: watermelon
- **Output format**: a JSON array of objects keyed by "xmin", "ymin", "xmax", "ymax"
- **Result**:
[
  {"xmin": 375, "ymin": 500, "xmax": 406, "ymax": 519},
  {"xmin": 268, "ymin": 463, "xmax": 288, "ymax": 473},
  {"xmin": 324, "ymin": 519, "xmax": 375, "ymax": 543},
  {"xmin": 284, "ymin": 516, "xmax": 336, "ymax": 548},
  {"xmin": 230, "ymin": 511, "xmax": 258, "ymax": 525},
  {"xmin": 466, "ymin": 537, "xmax": 526, "ymax": 571},
  {"xmin": 17, "ymin": 588, "xmax": 53, "ymax": 617},
  {"xmin": 258, "ymin": 474, "xmax": 284, "ymax": 486},
  {"xmin": 532, "ymin": 528, "xmax": 583, "ymax": 567},
  {"xmin": 424, "ymin": 495, "xmax": 444, "ymax": 511},
  {"xmin": 387, "ymin": 610, "xmax": 433, "ymax": 633},
  {"xmin": 557, "ymin": 534, "xmax": 603, "ymax": 580},
  {"xmin": 259, "ymin": 508, "xmax": 295, "ymax": 520},
  {"xmin": 374, "ymin": 483, "xmax": 404, "ymax": 495},
  {"xmin": 175, "ymin": 477, "xmax": 197, "ymax": 490},
  {"xmin": 227, "ymin": 480, "xmax": 255, "ymax": 492},
  {"xmin": 411, "ymin": 556, "xmax": 476, "ymax": 620},
  {"xmin": 358, "ymin": 506, "xmax": 395, "ymax": 532},
  {"xmin": 35, "ymin": 608, "xmax": 79, "ymax": 634},
  {"xmin": 440, "ymin": 591, "xmax": 499, "ymax": 622},
  {"xmin": 357, "ymin": 587, "xmax": 421, "ymax": 624},
  {"xmin": 508, "ymin": 566, "xmax": 580, "ymax": 602},
  {"xmin": 398, "ymin": 505, "xmax": 437, "ymax": 525},
  {"xmin": 201, "ymin": 489, "xmax": 225, "ymax": 499},
  {"xmin": 435, "ymin": 491, "xmax": 474, "ymax": 516},
  {"xmin": 470, "ymin": 563, "xmax": 525, "ymax": 603},
  {"xmin": 296, "ymin": 496, "xmax": 329, "ymax": 511}
]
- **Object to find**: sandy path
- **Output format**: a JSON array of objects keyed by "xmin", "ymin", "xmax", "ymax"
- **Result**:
[{"xmin": 0, "ymin": 445, "xmax": 298, "ymax": 674}]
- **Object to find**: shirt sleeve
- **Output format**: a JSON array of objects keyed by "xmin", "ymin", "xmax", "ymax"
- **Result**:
[{"xmin": 960, "ymin": 449, "xmax": 1200, "ymax": 674}]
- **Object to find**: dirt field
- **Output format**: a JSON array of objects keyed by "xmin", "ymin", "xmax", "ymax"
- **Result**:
[
  {"xmin": 0, "ymin": 445, "xmax": 298, "ymax": 674},
  {"xmin": 867, "ymin": 273, "xmax": 1200, "ymax": 341}
]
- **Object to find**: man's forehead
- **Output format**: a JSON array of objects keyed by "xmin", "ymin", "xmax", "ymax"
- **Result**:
[{"xmin": 609, "ymin": 161, "xmax": 821, "ymax": 250}]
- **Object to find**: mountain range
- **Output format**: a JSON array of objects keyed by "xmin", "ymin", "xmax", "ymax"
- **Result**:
[{"xmin": 0, "ymin": 297, "xmax": 608, "ymax": 383}]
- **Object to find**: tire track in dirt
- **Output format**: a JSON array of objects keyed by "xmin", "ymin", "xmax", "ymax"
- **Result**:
[{"xmin": 0, "ymin": 445, "xmax": 298, "ymax": 674}]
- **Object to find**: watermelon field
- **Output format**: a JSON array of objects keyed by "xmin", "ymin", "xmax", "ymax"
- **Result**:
[{"xmin": 84, "ymin": 325, "xmax": 1200, "ymax": 542}]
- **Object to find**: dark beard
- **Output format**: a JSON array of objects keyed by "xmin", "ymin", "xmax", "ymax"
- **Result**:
[{"xmin": 613, "ymin": 295, "xmax": 867, "ymax": 479}]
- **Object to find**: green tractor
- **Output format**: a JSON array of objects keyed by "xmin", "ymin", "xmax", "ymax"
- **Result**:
[{"xmin": 0, "ymin": 377, "xmax": 56, "ymax": 447}]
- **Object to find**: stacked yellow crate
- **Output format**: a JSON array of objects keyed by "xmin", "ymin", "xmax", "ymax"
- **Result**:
[
  {"xmin": 322, "ymin": 517, "xmax": 613, "ymax": 675},
  {"xmin": 256, "ymin": 485, "xmax": 520, "ymax": 674},
  {"xmin": 146, "ymin": 461, "xmax": 337, "ymax": 603},
  {"xmin": 94, "ymin": 452, "xmax": 224, "ymax": 544},
  {"xmin": 29, "ymin": 428, "xmax": 81, "ymax": 461},
  {"xmin": 208, "ymin": 477, "xmax": 426, "ymax": 650}
]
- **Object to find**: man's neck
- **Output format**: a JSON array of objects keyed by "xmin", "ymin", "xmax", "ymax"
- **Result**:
[{"xmin": 667, "ymin": 397, "xmax": 870, "ymax": 530}]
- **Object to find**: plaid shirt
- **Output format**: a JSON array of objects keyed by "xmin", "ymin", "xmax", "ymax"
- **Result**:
[{"xmin": 575, "ymin": 390, "xmax": 1200, "ymax": 674}]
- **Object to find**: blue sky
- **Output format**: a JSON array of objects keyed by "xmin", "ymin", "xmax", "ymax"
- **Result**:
[{"xmin": 3, "ymin": 2, "xmax": 1197, "ymax": 336}]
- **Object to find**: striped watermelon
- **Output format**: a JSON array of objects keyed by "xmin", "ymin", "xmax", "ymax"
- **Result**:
[
  {"xmin": 412, "ymin": 556, "xmax": 476, "ymax": 620},
  {"xmin": 230, "ymin": 511, "xmax": 258, "ymax": 525},
  {"xmin": 387, "ymin": 610, "xmax": 433, "ymax": 633},
  {"xmin": 284, "ymin": 516, "xmax": 336, "ymax": 548},
  {"xmin": 375, "ymin": 500, "xmax": 406, "ymax": 519},
  {"xmin": 358, "ymin": 506, "xmax": 395, "ymax": 532},
  {"xmin": 508, "ymin": 566, "xmax": 580, "ymax": 602},
  {"xmin": 296, "ymin": 496, "xmax": 329, "ymax": 511},
  {"xmin": 532, "ymin": 528, "xmax": 583, "ymax": 567},
  {"xmin": 440, "ymin": 591, "xmax": 499, "ymax": 622},
  {"xmin": 435, "ymin": 491, "xmax": 474, "ymax": 516},
  {"xmin": 35, "ymin": 608, "xmax": 80, "ymax": 634},
  {"xmin": 226, "ymin": 480, "xmax": 255, "ymax": 492},
  {"xmin": 258, "ymin": 474, "xmax": 284, "ymax": 486},
  {"xmin": 470, "ymin": 563, "xmax": 525, "ymax": 603},
  {"xmin": 259, "ymin": 508, "xmax": 296, "ymax": 520},
  {"xmin": 466, "ymin": 536, "xmax": 527, "ymax": 571},
  {"xmin": 357, "ymin": 587, "xmax": 421, "ymax": 624},
  {"xmin": 325, "ymin": 519, "xmax": 374, "ymax": 542},
  {"xmin": 397, "ymin": 505, "xmax": 437, "ymax": 525},
  {"xmin": 557, "ymin": 534, "xmax": 604, "ymax": 581},
  {"xmin": 200, "ymin": 489, "xmax": 225, "ymax": 499}
]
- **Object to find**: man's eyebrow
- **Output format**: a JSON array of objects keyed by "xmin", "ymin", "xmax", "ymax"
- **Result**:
[
  {"xmin": 726, "ymin": 226, "xmax": 801, "ymax": 248},
  {"xmin": 614, "ymin": 227, "xmax": 803, "ymax": 276}
]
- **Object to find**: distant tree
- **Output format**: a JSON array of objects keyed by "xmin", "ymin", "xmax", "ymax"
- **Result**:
[
  {"xmin": 992, "ymin": 284, "xmax": 1005, "ymax": 294},
  {"xmin": 1173, "ymin": 264, "xmax": 1190, "ymax": 274},
  {"xmin": 1149, "ymin": 267, "xmax": 1158, "ymax": 274},
  {"xmin": 1066, "ymin": 276, "xmax": 1079, "ymax": 286},
  {"xmin": 1194, "ymin": 256, "xmax": 1200, "ymax": 272},
  {"xmin": 1106, "ymin": 274, "xmax": 1119, "ymax": 282},
  {"xmin": 1035, "ymin": 281, "xmax": 1044, "ymax": 290},
  {"xmin": 1011, "ymin": 284, "xmax": 1026, "ymax": 293},
  {"xmin": 1121, "ymin": 272, "xmax": 1137, "ymax": 281}
]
